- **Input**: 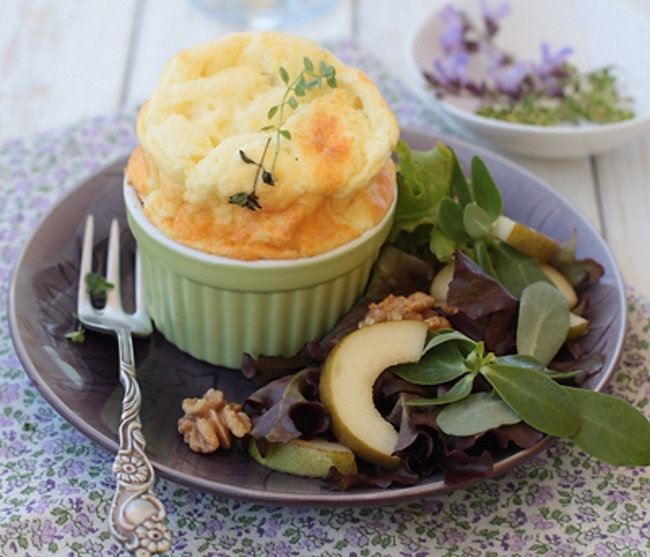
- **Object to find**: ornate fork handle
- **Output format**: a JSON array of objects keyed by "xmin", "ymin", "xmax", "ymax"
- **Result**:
[{"xmin": 110, "ymin": 328, "xmax": 171, "ymax": 556}]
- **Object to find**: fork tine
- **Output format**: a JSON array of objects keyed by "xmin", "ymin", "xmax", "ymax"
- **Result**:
[
  {"xmin": 78, "ymin": 215, "xmax": 95, "ymax": 312},
  {"xmin": 134, "ymin": 251, "xmax": 145, "ymax": 314},
  {"xmin": 105, "ymin": 219, "xmax": 122, "ymax": 310},
  {"xmin": 132, "ymin": 250, "xmax": 153, "ymax": 335}
]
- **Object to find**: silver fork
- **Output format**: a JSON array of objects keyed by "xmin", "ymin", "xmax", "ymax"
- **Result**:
[{"xmin": 77, "ymin": 215, "xmax": 171, "ymax": 556}]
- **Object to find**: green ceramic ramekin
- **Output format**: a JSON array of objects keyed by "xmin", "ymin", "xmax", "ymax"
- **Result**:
[{"xmin": 124, "ymin": 179, "xmax": 395, "ymax": 368}]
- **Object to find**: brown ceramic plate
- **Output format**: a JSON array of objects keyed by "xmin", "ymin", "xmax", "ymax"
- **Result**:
[{"xmin": 8, "ymin": 128, "xmax": 627, "ymax": 507}]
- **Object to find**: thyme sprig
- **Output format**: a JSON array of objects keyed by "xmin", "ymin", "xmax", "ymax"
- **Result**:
[
  {"xmin": 230, "ymin": 138, "xmax": 273, "ymax": 211},
  {"xmin": 263, "ymin": 57, "xmax": 338, "ymax": 176},
  {"xmin": 229, "ymin": 57, "xmax": 337, "ymax": 211}
]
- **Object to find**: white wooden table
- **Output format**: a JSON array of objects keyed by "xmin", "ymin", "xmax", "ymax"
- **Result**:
[{"xmin": 2, "ymin": 0, "xmax": 649, "ymax": 298}]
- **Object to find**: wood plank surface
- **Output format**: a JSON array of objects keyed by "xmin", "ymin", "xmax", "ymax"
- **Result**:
[
  {"xmin": 0, "ymin": 0, "xmax": 138, "ymax": 142},
  {"xmin": 596, "ymin": 134, "xmax": 650, "ymax": 290}
]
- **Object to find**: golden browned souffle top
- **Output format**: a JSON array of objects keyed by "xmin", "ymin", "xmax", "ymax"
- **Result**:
[{"xmin": 127, "ymin": 31, "xmax": 399, "ymax": 260}]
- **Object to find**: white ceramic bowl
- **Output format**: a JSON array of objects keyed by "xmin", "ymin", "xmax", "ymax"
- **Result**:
[{"xmin": 406, "ymin": 0, "xmax": 650, "ymax": 159}]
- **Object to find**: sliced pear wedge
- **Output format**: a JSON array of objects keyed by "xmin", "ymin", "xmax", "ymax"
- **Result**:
[
  {"xmin": 493, "ymin": 215, "xmax": 558, "ymax": 263},
  {"xmin": 248, "ymin": 436, "xmax": 358, "ymax": 478},
  {"xmin": 567, "ymin": 312, "xmax": 589, "ymax": 340},
  {"xmin": 319, "ymin": 320, "xmax": 428, "ymax": 469},
  {"xmin": 541, "ymin": 264, "xmax": 578, "ymax": 309},
  {"xmin": 430, "ymin": 263, "xmax": 455, "ymax": 304}
]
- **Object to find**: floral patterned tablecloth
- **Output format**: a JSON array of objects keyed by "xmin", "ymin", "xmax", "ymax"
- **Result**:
[{"xmin": 1, "ymin": 43, "xmax": 648, "ymax": 557}]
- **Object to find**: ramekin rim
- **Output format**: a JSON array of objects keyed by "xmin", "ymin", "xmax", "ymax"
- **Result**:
[{"xmin": 123, "ymin": 174, "xmax": 396, "ymax": 269}]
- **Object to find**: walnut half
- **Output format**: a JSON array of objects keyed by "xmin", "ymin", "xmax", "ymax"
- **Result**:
[
  {"xmin": 359, "ymin": 292, "xmax": 452, "ymax": 332},
  {"xmin": 178, "ymin": 388, "xmax": 252, "ymax": 454}
]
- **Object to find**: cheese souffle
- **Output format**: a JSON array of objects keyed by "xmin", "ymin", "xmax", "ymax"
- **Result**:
[{"xmin": 127, "ymin": 31, "xmax": 399, "ymax": 261}]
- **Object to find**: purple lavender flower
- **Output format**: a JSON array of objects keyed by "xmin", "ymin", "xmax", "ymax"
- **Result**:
[
  {"xmin": 439, "ymin": 5, "xmax": 466, "ymax": 53},
  {"xmin": 479, "ymin": 0, "xmax": 510, "ymax": 37},
  {"xmin": 532, "ymin": 42, "xmax": 574, "ymax": 95},
  {"xmin": 492, "ymin": 60, "xmax": 529, "ymax": 95},
  {"xmin": 481, "ymin": 42, "xmax": 511, "ymax": 71},
  {"xmin": 430, "ymin": 51, "xmax": 473, "ymax": 94}
]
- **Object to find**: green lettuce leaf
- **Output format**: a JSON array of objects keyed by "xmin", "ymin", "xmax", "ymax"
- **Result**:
[{"xmin": 390, "ymin": 140, "xmax": 454, "ymax": 255}]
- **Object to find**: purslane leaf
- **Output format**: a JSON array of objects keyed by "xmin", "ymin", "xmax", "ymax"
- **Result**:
[
  {"xmin": 517, "ymin": 281, "xmax": 569, "ymax": 366},
  {"xmin": 450, "ymin": 150, "xmax": 472, "ymax": 207},
  {"xmin": 496, "ymin": 354, "xmax": 583, "ymax": 380},
  {"xmin": 470, "ymin": 155, "xmax": 502, "ymax": 220},
  {"xmin": 565, "ymin": 386, "xmax": 650, "ymax": 466},
  {"xmin": 408, "ymin": 373, "xmax": 475, "ymax": 407},
  {"xmin": 391, "ymin": 342, "xmax": 467, "ymax": 385},
  {"xmin": 496, "ymin": 353, "xmax": 546, "ymax": 371},
  {"xmin": 491, "ymin": 241, "xmax": 551, "ymax": 299},
  {"xmin": 429, "ymin": 228, "xmax": 457, "ymax": 261},
  {"xmin": 474, "ymin": 240, "xmax": 497, "ymax": 278},
  {"xmin": 436, "ymin": 391, "xmax": 521, "ymax": 436},
  {"xmin": 423, "ymin": 329, "xmax": 477, "ymax": 354},
  {"xmin": 439, "ymin": 197, "xmax": 472, "ymax": 243},
  {"xmin": 481, "ymin": 363, "xmax": 580, "ymax": 437},
  {"xmin": 463, "ymin": 202, "xmax": 493, "ymax": 241}
]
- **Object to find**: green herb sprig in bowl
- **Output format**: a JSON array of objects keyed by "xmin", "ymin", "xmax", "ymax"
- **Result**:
[{"xmin": 425, "ymin": 2, "xmax": 634, "ymax": 127}]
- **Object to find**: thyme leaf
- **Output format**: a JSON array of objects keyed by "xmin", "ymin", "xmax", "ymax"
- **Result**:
[
  {"xmin": 230, "ymin": 138, "xmax": 274, "ymax": 211},
  {"xmin": 229, "ymin": 191, "xmax": 261, "ymax": 211},
  {"xmin": 65, "ymin": 323, "xmax": 86, "ymax": 343},
  {"xmin": 85, "ymin": 272, "xmax": 114, "ymax": 304}
]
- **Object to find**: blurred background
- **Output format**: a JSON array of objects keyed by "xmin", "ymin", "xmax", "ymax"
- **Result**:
[
  {"xmin": 0, "ymin": 0, "xmax": 440, "ymax": 143},
  {"xmin": 2, "ymin": 0, "xmax": 650, "ymax": 294}
]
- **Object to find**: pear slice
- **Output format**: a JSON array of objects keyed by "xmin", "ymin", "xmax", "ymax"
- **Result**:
[
  {"xmin": 248, "ymin": 436, "xmax": 358, "ymax": 478},
  {"xmin": 493, "ymin": 215, "xmax": 558, "ymax": 263},
  {"xmin": 319, "ymin": 320, "xmax": 428, "ymax": 469},
  {"xmin": 567, "ymin": 312, "xmax": 589, "ymax": 340},
  {"xmin": 430, "ymin": 263, "xmax": 454, "ymax": 305},
  {"xmin": 541, "ymin": 264, "xmax": 578, "ymax": 309}
]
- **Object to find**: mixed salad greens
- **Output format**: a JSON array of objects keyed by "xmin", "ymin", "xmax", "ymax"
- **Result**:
[{"xmin": 243, "ymin": 141, "xmax": 650, "ymax": 489}]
